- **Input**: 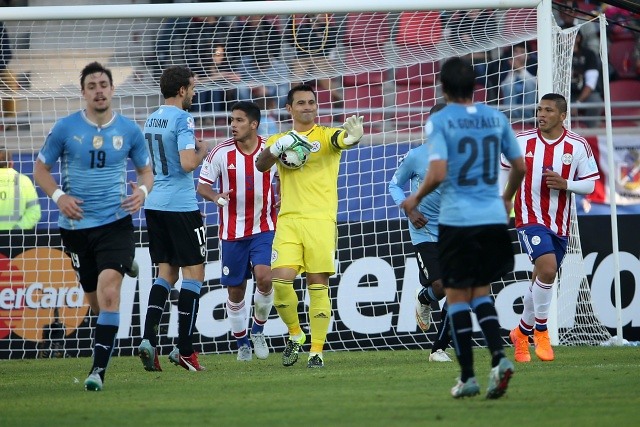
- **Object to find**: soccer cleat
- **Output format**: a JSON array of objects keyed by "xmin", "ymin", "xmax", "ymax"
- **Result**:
[
  {"xmin": 486, "ymin": 357, "xmax": 515, "ymax": 399},
  {"xmin": 168, "ymin": 347, "xmax": 206, "ymax": 371},
  {"xmin": 307, "ymin": 353, "xmax": 324, "ymax": 368},
  {"xmin": 126, "ymin": 259, "xmax": 139, "ymax": 278},
  {"xmin": 251, "ymin": 332, "xmax": 269, "ymax": 360},
  {"xmin": 451, "ymin": 377, "xmax": 480, "ymax": 398},
  {"xmin": 237, "ymin": 344, "xmax": 252, "ymax": 362},
  {"xmin": 138, "ymin": 339, "xmax": 162, "ymax": 372},
  {"xmin": 510, "ymin": 327, "xmax": 531, "ymax": 363},
  {"xmin": 414, "ymin": 288, "xmax": 432, "ymax": 332},
  {"xmin": 429, "ymin": 349, "xmax": 453, "ymax": 362},
  {"xmin": 533, "ymin": 329, "xmax": 555, "ymax": 361},
  {"xmin": 84, "ymin": 368, "xmax": 103, "ymax": 392},
  {"xmin": 282, "ymin": 333, "xmax": 306, "ymax": 367}
]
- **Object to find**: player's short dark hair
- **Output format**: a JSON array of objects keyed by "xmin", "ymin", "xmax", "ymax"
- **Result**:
[
  {"xmin": 231, "ymin": 101, "xmax": 261, "ymax": 126},
  {"xmin": 440, "ymin": 57, "xmax": 475, "ymax": 101},
  {"xmin": 540, "ymin": 93, "xmax": 568, "ymax": 113},
  {"xmin": 80, "ymin": 62, "xmax": 113, "ymax": 90},
  {"xmin": 287, "ymin": 84, "xmax": 316, "ymax": 106},
  {"xmin": 429, "ymin": 103, "xmax": 446, "ymax": 115},
  {"xmin": 160, "ymin": 65, "xmax": 195, "ymax": 99}
]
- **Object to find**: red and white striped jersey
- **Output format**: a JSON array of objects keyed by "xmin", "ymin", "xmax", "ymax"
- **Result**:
[
  {"xmin": 198, "ymin": 137, "xmax": 278, "ymax": 240},
  {"xmin": 505, "ymin": 128, "xmax": 600, "ymax": 236}
]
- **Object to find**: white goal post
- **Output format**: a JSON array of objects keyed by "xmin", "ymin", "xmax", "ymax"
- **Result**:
[{"xmin": 0, "ymin": 0, "xmax": 613, "ymax": 359}]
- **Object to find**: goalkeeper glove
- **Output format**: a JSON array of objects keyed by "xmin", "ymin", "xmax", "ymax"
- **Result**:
[
  {"xmin": 270, "ymin": 131, "xmax": 313, "ymax": 156},
  {"xmin": 342, "ymin": 115, "xmax": 364, "ymax": 146}
]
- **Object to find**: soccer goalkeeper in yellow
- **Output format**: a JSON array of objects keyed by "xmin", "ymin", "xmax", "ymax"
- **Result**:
[{"xmin": 255, "ymin": 84, "xmax": 364, "ymax": 368}]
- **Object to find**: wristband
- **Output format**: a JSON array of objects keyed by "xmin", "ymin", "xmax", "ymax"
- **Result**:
[
  {"xmin": 139, "ymin": 185, "xmax": 149, "ymax": 199},
  {"xmin": 51, "ymin": 189, "xmax": 65, "ymax": 204},
  {"xmin": 217, "ymin": 197, "xmax": 228, "ymax": 206}
]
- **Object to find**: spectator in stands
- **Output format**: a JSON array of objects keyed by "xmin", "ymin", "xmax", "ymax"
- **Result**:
[
  {"xmin": 500, "ymin": 42, "xmax": 537, "ymax": 120},
  {"xmin": 236, "ymin": 15, "xmax": 289, "ymax": 108},
  {"xmin": 447, "ymin": 10, "xmax": 501, "ymax": 102},
  {"xmin": 155, "ymin": 17, "xmax": 191, "ymax": 71},
  {"xmin": 191, "ymin": 40, "xmax": 243, "ymax": 126},
  {"xmin": 257, "ymin": 96, "xmax": 279, "ymax": 136},
  {"xmin": 0, "ymin": 146, "xmax": 41, "ymax": 230},
  {"xmin": 184, "ymin": 15, "xmax": 234, "ymax": 77},
  {"xmin": 569, "ymin": 30, "xmax": 603, "ymax": 127},
  {"xmin": 555, "ymin": 0, "xmax": 600, "ymax": 53},
  {"xmin": 632, "ymin": 35, "xmax": 640, "ymax": 78},
  {"xmin": 284, "ymin": 14, "xmax": 344, "ymax": 109},
  {"xmin": 0, "ymin": 19, "xmax": 19, "ymax": 130}
]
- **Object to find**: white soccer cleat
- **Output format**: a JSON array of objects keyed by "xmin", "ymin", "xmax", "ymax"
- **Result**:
[
  {"xmin": 237, "ymin": 344, "xmax": 252, "ymax": 362},
  {"xmin": 415, "ymin": 288, "xmax": 432, "ymax": 332},
  {"xmin": 429, "ymin": 349, "xmax": 453, "ymax": 362},
  {"xmin": 251, "ymin": 332, "xmax": 269, "ymax": 360},
  {"xmin": 451, "ymin": 377, "xmax": 480, "ymax": 398}
]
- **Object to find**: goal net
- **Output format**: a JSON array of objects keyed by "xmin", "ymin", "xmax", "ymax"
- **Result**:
[{"xmin": 0, "ymin": 0, "xmax": 611, "ymax": 359}]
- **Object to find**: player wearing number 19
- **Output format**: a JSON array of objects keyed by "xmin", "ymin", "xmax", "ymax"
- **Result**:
[
  {"xmin": 34, "ymin": 61, "xmax": 154, "ymax": 391},
  {"xmin": 401, "ymin": 57, "xmax": 525, "ymax": 399},
  {"xmin": 138, "ymin": 65, "xmax": 209, "ymax": 373}
]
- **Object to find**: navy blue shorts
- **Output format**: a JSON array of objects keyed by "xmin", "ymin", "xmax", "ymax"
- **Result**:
[
  {"xmin": 220, "ymin": 231, "xmax": 274, "ymax": 286},
  {"xmin": 60, "ymin": 216, "xmax": 135, "ymax": 293},
  {"xmin": 517, "ymin": 224, "xmax": 568, "ymax": 268},
  {"xmin": 438, "ymin": 224, "xmax": 514, "ymax": 289},
  {"xmin": 414, "ymin": 242, "xmax": 441, "ymax": 286}
]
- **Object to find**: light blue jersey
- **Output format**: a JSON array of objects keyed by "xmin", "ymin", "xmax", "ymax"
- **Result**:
[
  {"xmin": 426, "ymin": 103, "xmax": 522, "ymax": 226},
  {"xmin": 389, "ymin": 144, "xmax": 440, "ymax": 244},
  {"xmin": 143, "ymin": 105, "xmax": 198, "ymax": 212},
  {"xmin": 38, "ymin": 110, "xmax": 149, "ymax": 230}
]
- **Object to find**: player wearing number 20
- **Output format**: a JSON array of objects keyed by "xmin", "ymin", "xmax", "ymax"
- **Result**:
[
  {"xmin": 255, "ymin": 84, "xmax": 364, "ymax": 369},
  {"xmin": 34, "ymin": 61, "xmax": 154, "ymax": 391},
  {"xmin": 402, "ymin": 58, "xmax": 525, "ymax": 399},
  {"xmin": 139, "ymin": 65, "xmax": 209, "ymax": 373}
]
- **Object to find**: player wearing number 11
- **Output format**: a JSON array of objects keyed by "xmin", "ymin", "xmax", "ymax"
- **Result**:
[
  {"xmin": 34, "ymin": 62, "xmax": 154, "ymax": 391},
  {"xmin": 401, "ymin": 57, "xmax": 525, "ymax": 399},
  {"xmin": 139, "ymin": 65, "xmax": 209, "ymax": 373}
]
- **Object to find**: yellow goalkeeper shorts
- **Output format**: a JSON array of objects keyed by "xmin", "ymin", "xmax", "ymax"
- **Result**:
[{"xmin": 271, "ymin": 217, "xmax": 337, "ymax": 275}]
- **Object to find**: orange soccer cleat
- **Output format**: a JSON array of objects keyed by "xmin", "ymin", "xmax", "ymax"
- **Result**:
[
  {"xmin": 509, "ymin": 327, "xmax": 531, "ymax": 363},
  {"xmin": 533, "ymin": 329, "xmax": 555, "ymax": 361}
]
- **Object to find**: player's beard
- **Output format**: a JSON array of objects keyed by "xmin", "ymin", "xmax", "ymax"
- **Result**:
[
  {"xmin": 94, "ymin": 105, "xmax": 110, "ymax": 114},
  {"xmin": 182, "ymin": 97, "xmax": 192, "ymax": 111}
]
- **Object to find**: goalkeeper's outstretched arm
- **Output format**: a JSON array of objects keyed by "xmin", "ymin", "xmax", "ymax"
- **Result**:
[{"xmin": 341, "ymin": 115, "xmax": 364, "ymax": 147}]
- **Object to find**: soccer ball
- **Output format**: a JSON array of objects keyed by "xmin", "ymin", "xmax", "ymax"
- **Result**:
[{"xmin": 277, "ymin": 133, "xmax": 311, "ymax": 169}]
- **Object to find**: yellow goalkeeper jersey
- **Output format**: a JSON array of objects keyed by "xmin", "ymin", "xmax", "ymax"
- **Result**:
[{"xmin": 267, "ymin": 124, "xmax": 347, "ymax": 221}]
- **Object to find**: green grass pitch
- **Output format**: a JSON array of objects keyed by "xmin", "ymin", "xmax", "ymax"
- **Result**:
[{"xmin": 0, "ymin": 346, "xmax": 638, "ymax": 427}]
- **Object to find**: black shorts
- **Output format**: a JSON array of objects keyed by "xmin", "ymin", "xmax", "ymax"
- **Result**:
[
  {"xmin": 60, "ymin": 216, "xmax": 135, "ymax": 293},
  {"xmin": 145, "ymin": 209, "xmax": 206, "ymax": 267},
  {"xmin": 414, "ymin": 242, "xmax": 441, "ymax": 287},
  {"xmin": 438, "ymin": 224, "xmax": 514, "ymax": 289}
]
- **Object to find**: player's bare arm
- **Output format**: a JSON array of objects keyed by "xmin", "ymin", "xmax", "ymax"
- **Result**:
[
  {"xmin": 255, "ymin": 146, "xmax": 277, "ymax": 172},
  {"xmin": 405, "ymin": 207, "xmax": 428, "ymax": 229},
  {"xmin": 180, "ymin": 139, "xmax": 209, "ymax": 172},
  {"xmin": 122, "ymin": 164, "xmax": 153, "ymax": 214},
  {"xmin": 33, "ymin": 158, "xmax": 84, "ymax": 220},
  {"xmin": 542, "ymin": 169, "xmax": 567, "ymax": 191},
  {"xmin": 196, "ymin": 182, "xmax": 233, "ymax": 207}
]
